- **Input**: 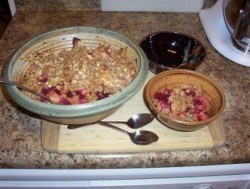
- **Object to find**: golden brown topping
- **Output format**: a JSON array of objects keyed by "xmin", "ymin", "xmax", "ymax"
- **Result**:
[{"xmin": 19, "ymin": 38, "xmax": 136, "ymax": 104}]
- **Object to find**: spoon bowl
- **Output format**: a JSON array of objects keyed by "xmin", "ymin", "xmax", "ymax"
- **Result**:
[
  {"xmin": 130, "ymin": 130, "xmax": 159, "ymax": 145},
  {"xmin": 108, "ymin": 113, "xmax": 154, "ymax": 129},
  {"xmin": 99, "ymin": 121, "xmax": 158, "ymax": 145}
]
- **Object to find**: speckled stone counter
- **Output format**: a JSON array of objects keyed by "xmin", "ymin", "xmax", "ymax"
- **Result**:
[{"xmin": 0, "ymin": 10, "xmax": 249, "ymax": 168}]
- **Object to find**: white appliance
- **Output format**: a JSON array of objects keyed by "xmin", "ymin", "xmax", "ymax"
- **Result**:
[
  {"xmin": 1, "ymin": 164, "xmax": 250, "ymax": 188},
  {"xmin": 199, "ymin": 0, "xmax": 250, "ymax": 67},
  {"xmin": 101, "ymin": 0, "xmax": 204, "ymax": 13}
]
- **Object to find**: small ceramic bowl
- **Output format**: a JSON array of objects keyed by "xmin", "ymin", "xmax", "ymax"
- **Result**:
[
  {"xmin": 4, "ymin": 27, "xmax": 148, "ymax": 125},
  {"xmin": 144, "ymin": 70, "xmax": 225, "ymax": 132},
  {"xmin": 140, "ymin": 32, "xmax": 206, "ymax": 73}
]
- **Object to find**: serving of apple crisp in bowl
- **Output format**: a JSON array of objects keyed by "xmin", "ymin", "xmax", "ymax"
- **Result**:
[
  {"xmin": 144, "ymin": 69, "xmax": 225, "ymax": 132},
  {"xmin": 4, "ymin": 27, "xmax": 148, "ymax": 125}
]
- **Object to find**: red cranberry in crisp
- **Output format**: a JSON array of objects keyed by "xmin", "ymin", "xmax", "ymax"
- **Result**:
[
  {"xmin": 154, "ymin": 92, "xmax": 170, "ymax": 102},
  {"xmin": 185, "ymin": 107, "xmax": 191, "ymax": 113},
  {"xmin": 41, "ymin": 87, "xmax": 50, "ymax": 95},
  {"xmin": 78, "ymin": 94, "xmax": 86, "ymax": 100},
  {"xmin": 66, "ymin": 90, "xmax": 74, "ymax": 97},
  {"xmin": 41, "ymin": 86, "xmax": 60, "ymax": 95},
  {"xmin": 194, "ymin": 98, "xmax": 202, "ymax": 106},
  {"xmin": 75, "ymin": 89, "xmax": 87, "ymax": 96},
  {"xmin": 185, "ymin": 90, "xmax": 196, "ymax": 97},
  {"xmin": 96, "ymin": 92, "xmax": 111, "ymax": 100},
  {"xmin": 75, "ymin": 88, "xmax": 88, "ymax": 96},
  {"xmin": 59, "ymin": 97, "xmax": 71, "ymax": 105}
]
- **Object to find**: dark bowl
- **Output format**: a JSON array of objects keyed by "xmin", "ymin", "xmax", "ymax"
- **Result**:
[{"xmin": 140, "ymin": 32, "xmax": 206, "ymax": 73}]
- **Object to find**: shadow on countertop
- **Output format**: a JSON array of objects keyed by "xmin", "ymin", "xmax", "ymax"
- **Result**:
[{"xmin": 0, "ymin": 0, "xmax": 12, "ymax": 38}]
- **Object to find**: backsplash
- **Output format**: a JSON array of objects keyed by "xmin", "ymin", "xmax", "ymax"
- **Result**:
[
  {"xmin": 203, "ymin": 0, "xmax": 217, "ymax": 8},
  {"xmin": 14, "ymin": 0, "xmax": 101, "ymax": 11},
  {"xmin": 14, "ymin": 0, "xmax": 217, "ymax": 11}
]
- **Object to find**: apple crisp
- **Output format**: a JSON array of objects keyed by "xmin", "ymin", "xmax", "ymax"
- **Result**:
[
  {"xmin": 18, "ymin": 38, "xmax": 137, "ymax": 104},
  {"xmin": 153, "ymin": 84, "xmax": 211, "ymax": 121}
]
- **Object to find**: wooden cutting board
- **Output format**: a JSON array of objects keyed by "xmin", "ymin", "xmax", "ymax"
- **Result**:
[{"xmin": 41, "ymin": 73, "xmax": 225, "ymax": 153}]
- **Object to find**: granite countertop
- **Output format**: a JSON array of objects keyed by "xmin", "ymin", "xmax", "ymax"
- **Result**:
[{"xmin": 0, "ymin": 10, "xmax": 249, "ymax": 169}]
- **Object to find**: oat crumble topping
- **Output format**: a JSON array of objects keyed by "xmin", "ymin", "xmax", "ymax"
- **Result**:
[
  {"xmin": 153, "ymin": 84, "xmax": 211, "ymax": 122},
  {"xmin": 19, "ymin": 37, "xmax": 137, "ymax": 105}
]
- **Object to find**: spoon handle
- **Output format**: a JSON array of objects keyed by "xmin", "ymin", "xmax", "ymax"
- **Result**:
[
  {"xmin": 0, "ymin": 77, "xmax": 53, "ymax": 104},
  {"xmin": 98, "ymin": 121, "xmax": 129, "ymax": 136},
  {"xmin": 67, "ymin": 121, "xmax": 125, "ymax": 130},
  {"xmin": 104, "ymin": 121, "xmax": 126, "ymax": 125}
]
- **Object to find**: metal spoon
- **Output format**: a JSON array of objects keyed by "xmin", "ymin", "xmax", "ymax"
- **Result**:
[
  {"xmin": 107, "ymin": 113, "xmax": 154, "ymax": 129},
  {"xmin": 99, "ymin": 121, "xmax": 159, "ymax": 145},
  {"xmin": 67, "ymin": 113, "xmax": 154, "ymax": 129},
  {"xmin": 0, "ymin": 77, "xmax": 54, "ymax": 104}
]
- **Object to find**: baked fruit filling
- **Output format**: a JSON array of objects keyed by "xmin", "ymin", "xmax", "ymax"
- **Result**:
[
  {"xmin": 153, "ymin": 84, "xmax": 211, "ymax": 121},
  {"xmin": 19, "ymin": 38, "xmax": 136, "ymax": 104}
]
